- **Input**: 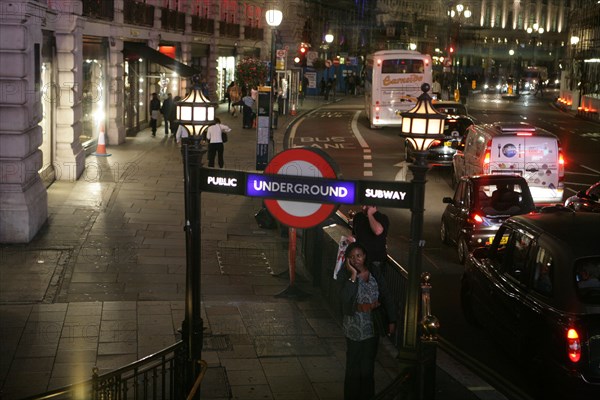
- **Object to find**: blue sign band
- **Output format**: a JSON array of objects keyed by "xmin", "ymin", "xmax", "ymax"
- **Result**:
[{"xmin": 246, "ymin": 173, "xmax": 356, "ymax": 205}]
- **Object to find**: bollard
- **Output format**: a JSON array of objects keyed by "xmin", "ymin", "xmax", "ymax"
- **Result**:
[{"xmin": 418, "ymin": 272, "xmax": 440, "ymax": 400}]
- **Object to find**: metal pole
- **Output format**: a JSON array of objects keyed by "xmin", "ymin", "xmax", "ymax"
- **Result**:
[
  {"xmin": 181, "ymin": 139, "xmax": 204, "ymax": 399},
  {"xmin": 269, "ymin": 28, "xmax": 276, "ymax": 157},
  {"xmin": 401, "ymin": 150, "xmax": 429, "ymax": 399}
]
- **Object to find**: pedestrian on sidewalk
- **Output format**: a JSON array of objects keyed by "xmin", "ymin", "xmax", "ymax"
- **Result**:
[
  {"xmin": 241, "ymin": 93, "xmax": 255, "ymax": 129},
  {"xmin": 206, "ymin": 117, "xmax": 231, "ymax": 168},
  {"xmin": 149, "ymin": 92, "xmax": 161, "ymax": 137},
  {"xmin": 228, "ymin": 82, "xmax": 241, "ymax": 117},
  {"xmin": 339, "ymin": 242, "xmax": 396, "ymax": 400},
  {"xmin": 161, "ymin": 93, "xmax": 174, "ymax": 135},
  {"xmin": 432, "ymin": 78, "xmax": 442, "ymax": 100},
  {"xmin": 352, "ymin": 205, "xmax": 390, "ymax": 276},
  {"xmin": 169, "ymin": 96, "xmax": 181, "ymax": 136}
]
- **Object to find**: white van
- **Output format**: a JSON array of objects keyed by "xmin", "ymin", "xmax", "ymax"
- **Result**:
[{"xmin": 453, "ymin": 122, "xmax": 564, "ymax": 205}]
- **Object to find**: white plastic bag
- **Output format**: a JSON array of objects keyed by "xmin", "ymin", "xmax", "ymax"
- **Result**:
[{"xmin": 333, "ymin": 235, "xmax": 355, "ymax": 280}]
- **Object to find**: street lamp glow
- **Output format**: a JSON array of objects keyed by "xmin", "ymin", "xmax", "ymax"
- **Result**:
[
  {"xmin": 265, "ymin": 9, "xmax": 282, "ymax": 27},
  {"xmin": 401, "ymin": 84, "xmax": 446, "ymax": 151},
  {"xmin": 571, "ymin": 36, "xmax": 580, "ymax": 45},
  {"xmin": 176, "ymin": 75, "xmax": 216, "ymax": 138},
  {"xmin": 325, "ymin": 33, "xmax": 334, "ymax": 44},
  {"xmin": 409, "ymin": 43, "xmax": 417, "ymax": 51},
  {"xmin": 509, "ymin": 49, "xmax": 515, "ymax": 56}
]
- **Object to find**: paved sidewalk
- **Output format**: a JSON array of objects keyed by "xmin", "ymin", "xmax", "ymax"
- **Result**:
[{"xmin": 1, "ymin": 96, "xmax": 494, "ymax": 399}]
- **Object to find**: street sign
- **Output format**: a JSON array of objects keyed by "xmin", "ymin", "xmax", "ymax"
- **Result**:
[
  {"xmin": 197, "ymin": 149, "xmax": 415, "ymax": 228},
  {"xmin": 263, "ymin": 148, "xmax": 339, "ymax": 228}
]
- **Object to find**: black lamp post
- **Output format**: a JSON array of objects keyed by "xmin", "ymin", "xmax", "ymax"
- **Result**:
[
  {"xmin": 399, "ymin": 83, "xmax": 445, "ymax": 400},
  {"xmin": 175, "ymin": 75, "xmax": 217, "ymax": 397},
  {"xmin": 266, "ymin": 7, "xmax": 282, "ymax": 158}
]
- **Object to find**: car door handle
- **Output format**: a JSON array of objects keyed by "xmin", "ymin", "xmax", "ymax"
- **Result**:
[{"xmin": 525, "ymin": 167, "xmax": 539, "ymax": 172}]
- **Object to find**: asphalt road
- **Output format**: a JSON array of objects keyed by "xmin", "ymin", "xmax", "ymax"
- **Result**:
[{"xmin": 286, "ymin": 90, "xmax": 600, "ymax": 399}]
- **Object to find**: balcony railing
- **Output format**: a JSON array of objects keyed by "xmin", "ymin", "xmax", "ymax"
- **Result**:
[
  {"xmin": 161, "ymin": 8, "xmax": 186, "ymax": 32},
  {"xmin": 220, "ymin": 21, "xmax": 240, "ymax": 38},
  {"xmin": 123, "ymin": 0, "xmax": 154, "ymax": 27},
  {"xmin": 191, "ymin": 15, "xmax": 214, "ymax": 35},
  {"xmin": 82, "ymin": 0, "xmax": 114, "ymax": 21},
  {"xmin": 244, "ymin": 26, "xmax": 264, "ymax": 41}
]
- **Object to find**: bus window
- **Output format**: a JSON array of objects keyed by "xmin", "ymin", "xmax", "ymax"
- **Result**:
[{"xmin": 381, "ymin": 59, "xmax": 424, "ymax": 74}]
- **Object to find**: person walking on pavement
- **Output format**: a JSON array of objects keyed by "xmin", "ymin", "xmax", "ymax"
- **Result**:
[
  {"xmin": 352, "ymin": 205, "xmax": 390, "ymax": 276},
  {"xmin": 228, "ymin": 82, "xmax": 242, "ymax": 117},
  {"xmin": 338, "ymin": 242, "xmax": 396, "ymax": 400},
  {"xmin": 161, "ymin": 93, "xmax": 174, "ymax": 135},
  {"xmin": 169, "ymin": 96, "xmax": 181, "ymax": 136},
  {"xmin": 149, "ymin": 92, "xmax": 161, "ymax": 137},
  {"xmin": 432, "ymin": 78, "xmax": 442, "ymax": 100},
  {"xmin": 241, "ymin": 92, "xmax": 255, "ymax": 129},
  {"xmin": 205, "ymin": 117, "xmax": 231, "ymax": 168},
  {"xmin": 226, "ymin": 81, "xmax": 234, "ymax": 112}
]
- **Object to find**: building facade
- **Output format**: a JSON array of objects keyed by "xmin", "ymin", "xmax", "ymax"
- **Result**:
[{"xmin": 0, "ymin": 0, "xmax": 278, "ymax": 243}]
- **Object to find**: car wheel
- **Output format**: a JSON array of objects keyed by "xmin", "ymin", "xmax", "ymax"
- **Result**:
[
  {"xmin": 460, "ymin": 280, "xmax": 478, "ymax": 326},
  {"xmin": 440, "ymin": 221, "xmax": 450, "ymax": 245},
  {"xmin": 457, "ymin": 236, "xmax": 469, "ymax": 264}
]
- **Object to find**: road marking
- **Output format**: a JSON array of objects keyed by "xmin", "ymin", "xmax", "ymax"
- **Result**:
[
  {"xmin": 581, "ymin": 164, "xmax": 600, "ymax": 175},
  {"xmin": 350, "ymin": 111, "xmax": 373, "ymax": 177},
  {"xmin": 288, "ymin": 115, "xmax": 306, "ymax": 147}
]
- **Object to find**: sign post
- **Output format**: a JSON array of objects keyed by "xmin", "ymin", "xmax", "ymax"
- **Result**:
[{"xmin": 256, "ymin": 87, "xmax": 271, "ymax": 170}]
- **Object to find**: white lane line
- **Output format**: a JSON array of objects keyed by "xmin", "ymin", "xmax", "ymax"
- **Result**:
[
  {"xmin": 565, "ymin": 171, "xmax": 600, "ymax": 177},
  {"xmin": 351, "ymin": 111, "xmax": 369, "ymax": 149},
  {"xmin": 351, "ymin": 111, "xmax": 373, "ymax": 177},
  {"xmin": 287, "ymin": 115, "xmax": 306, "ymax": 148},
  {"xmin": 581, "ymin": 165, "xmax": 600, "ymax": 175}
]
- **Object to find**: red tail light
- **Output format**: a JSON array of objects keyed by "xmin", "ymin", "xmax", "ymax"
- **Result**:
[
  {"xmin": 468, "ymin": 213, "xmax": 484, "ymax": 224},
  {"xmin": 567, "ymin": 328, "xmax": 581, "ymax": 363},
  {"xmin": 558, "ymin": 146, "xmax": 565, "ymax": 181},
  {"xmin": 377, "ymin": 59, "xmax": 382, "ymax": 67},
  {"xmin": 483, "ymin": 145, "xmax": 491, "ymax": 175},
  {"xmin": 431, "ymin": 140, "xmax": 442, "ymax": 147}
]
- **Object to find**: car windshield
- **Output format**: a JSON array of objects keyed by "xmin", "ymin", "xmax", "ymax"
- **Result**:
[
  {"xmin": 575, "ymin": 257, "xmax": 600, "ymax": 304},
  {"xmin": 475, "ymin": 180, "xmax": 535, "ymax": 216}
]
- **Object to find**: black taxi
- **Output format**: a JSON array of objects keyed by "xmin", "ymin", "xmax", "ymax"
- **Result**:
[{"xmin": 461, "ymin": 211, "xmax": 600, "ymax": 399}]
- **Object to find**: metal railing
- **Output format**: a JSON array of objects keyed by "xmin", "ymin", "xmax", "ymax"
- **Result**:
[
  {"xmin": 161, "ymin": 8, "xmax": 186, "ymax": 32},
  {"xmin": 82, "ymin": 0, "xmax": 114, "ymax": 21},
  {"xmin": 123, "ymin": 0, "xmax": 154, "ymax": 27},
  {"xmin": 23, "ymin": 342, "xmax": 194, "ymax": 400}
]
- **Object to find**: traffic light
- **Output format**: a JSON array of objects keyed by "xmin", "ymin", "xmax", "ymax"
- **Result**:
[{"xmin": 294, "ymin": 43, "xmax": 309, "ymax": 67}]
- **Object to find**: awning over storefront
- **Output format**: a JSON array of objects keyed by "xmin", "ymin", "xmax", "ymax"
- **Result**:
[{"xmin": 123, "ymin": 42, "xmax": 200, "ymax": 77}]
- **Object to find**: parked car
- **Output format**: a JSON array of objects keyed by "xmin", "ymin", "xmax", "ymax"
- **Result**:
[
  {"xmin": 440, "ymin": 174, "xmax": 536, "ymax": 264},
  {"xmin": 405, "ymin": 101, "xmax": 474, "ymax": 167},
  {"xmin": 453, "ymin": 122, "xmax": 565, "ymax": 205},
  {"xmin": 460, "ymin": 211, "xmax": 600, "ymax": 399},
  {"xmin": 565, "ymin": 181, "xmax": 600, "ymax": 213}
]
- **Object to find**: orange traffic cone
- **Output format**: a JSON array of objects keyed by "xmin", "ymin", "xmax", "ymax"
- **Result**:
[
  {"xmin": 93, "ymin": 124, "xmax": 111, "ymax": 157},
  {"xmin": 290, "ymin": 103, "xmax": 297, "ymax": 116}
]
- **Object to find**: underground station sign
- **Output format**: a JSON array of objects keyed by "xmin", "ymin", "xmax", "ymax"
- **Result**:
[{"xmin": 199, "ymin": 148, "xmax": 413, "ymax": 228}]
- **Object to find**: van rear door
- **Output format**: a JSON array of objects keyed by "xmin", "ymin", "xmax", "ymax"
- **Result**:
[
  {"xmin": 489, "ymin": 136, "xmax": 526, "ymax": 176},
  {"xmin": 523, "ymin": 136, "xmax": 561, "ymax": 202}
]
